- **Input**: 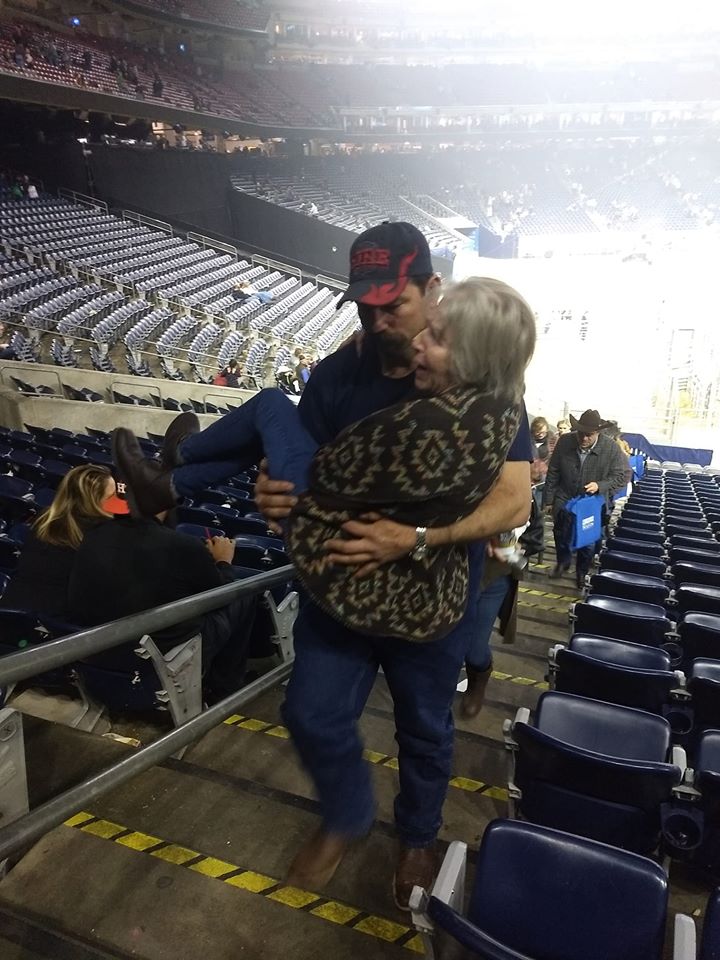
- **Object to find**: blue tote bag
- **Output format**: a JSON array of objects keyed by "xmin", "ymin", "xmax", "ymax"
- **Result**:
[{"xmin": 564, "ymin": 494, "xmax": 605, "ymax": 550}]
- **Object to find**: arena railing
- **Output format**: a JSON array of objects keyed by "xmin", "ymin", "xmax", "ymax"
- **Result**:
[
  {"xmin": 0, "ymin": 564, "xmax": 296, "ymax": 864},
  {"xmin": 58, "ymin": 188, "xmax": 108, "ymax": 214}
]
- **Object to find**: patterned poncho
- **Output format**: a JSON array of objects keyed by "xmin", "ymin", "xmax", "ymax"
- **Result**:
[{"xmin": 286, "ymin": 384, "xmax": 522, "ymax": 642}]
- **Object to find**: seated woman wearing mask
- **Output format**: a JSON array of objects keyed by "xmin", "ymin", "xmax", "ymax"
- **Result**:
[
  {"xmin": 1, "ymin": 464, "xmax": 127, "ymax": 621},
  {"xmin": 113, "ymin": 277, "xmax": 536, "ymax": 643}
]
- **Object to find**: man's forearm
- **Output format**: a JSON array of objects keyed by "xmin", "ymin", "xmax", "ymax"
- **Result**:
[{"xmin": 426, "ymin": 463, "xmax": 531, "ymax": 548}]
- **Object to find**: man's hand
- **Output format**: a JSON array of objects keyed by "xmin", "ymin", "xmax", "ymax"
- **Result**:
[
  {"xmin": 254, "ymin": 458, "xmax": 296, "ymax": 534},
  {"xmin": 584, "ymin": 482, "xmax": 599, "ymax": 494},
  {"xmin": 324, "ymin": 513, "xmax": 415, "ymax": 578},
  {"xmin": 207, "ymin": 535, "xmax": 236, "ymax": 564}
]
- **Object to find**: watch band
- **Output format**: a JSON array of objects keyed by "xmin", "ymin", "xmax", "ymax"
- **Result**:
[{"xmin": 411, "ymin": 526, "xmax": 428, "ymax": 561}]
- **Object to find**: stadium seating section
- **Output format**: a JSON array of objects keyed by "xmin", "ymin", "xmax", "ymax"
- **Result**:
[{"xmin": 0, "ymin": 187, "xmax": 358, "ymax": 383}]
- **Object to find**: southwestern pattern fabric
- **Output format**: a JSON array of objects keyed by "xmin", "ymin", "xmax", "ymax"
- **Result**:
[{"xmin": 286, "ymin": 385, "xmax": 521, "ymax": 642}]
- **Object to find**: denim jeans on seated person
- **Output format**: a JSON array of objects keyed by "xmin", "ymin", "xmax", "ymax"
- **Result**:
[{"xmin": 172, "ymin": 388, "xmax": 318, "ymax": 498}]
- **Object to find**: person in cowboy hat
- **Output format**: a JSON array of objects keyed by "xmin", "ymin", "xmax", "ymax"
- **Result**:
[{"xmin": 542, "ymin": 408, "xmax": 629, "ymax": 586}]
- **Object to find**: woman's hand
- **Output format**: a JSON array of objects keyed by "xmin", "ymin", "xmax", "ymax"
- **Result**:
[
  {"xmin": 324, "ymin": 513, "xmax": 416, "ymax": 578},
  {"xmin": 207, "ymin": 536, "xmax": 236, "ymax": 564},
  {"xmin": 254, "ymin": 458, "xmax": 296, "ymax": 534}
]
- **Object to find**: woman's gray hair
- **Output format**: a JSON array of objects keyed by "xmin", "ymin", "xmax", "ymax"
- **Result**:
[{"xmin": 440, "ymin": 277, "xmax": 536, "ymax": 402}]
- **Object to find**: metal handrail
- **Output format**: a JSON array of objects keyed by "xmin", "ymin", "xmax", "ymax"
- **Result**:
[
  {"xmin": 0, "ymin": 658, "xmax": 293, "ymax": 861},
  {"xmin": 0, "ymin": 565, "xmax": 294, "ymax": 687},
  {"xmin": 0, "ymin": 564, "xmax": 297, "ymax": 861}
]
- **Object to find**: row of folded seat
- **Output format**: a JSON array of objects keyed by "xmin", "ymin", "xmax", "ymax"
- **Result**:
[{"xmin": 411, "ymin": 467, "xmax": 720, "ymax": 958}]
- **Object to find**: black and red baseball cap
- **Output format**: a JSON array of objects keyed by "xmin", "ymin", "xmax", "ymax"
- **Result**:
[
  {"xmin": 337, "ymin": 221, "xmax": 433, "ymax": 309},
  {"xmin": 102, "ymin": 470, "xmax": 131, "ymax": 516}
]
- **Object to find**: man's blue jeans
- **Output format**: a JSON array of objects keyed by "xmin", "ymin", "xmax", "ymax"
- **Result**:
[
  {"xmin": 282, "ymin": 550, "xmax": 481, "ymax": 847},
  {"xmin": 172, "ymin": 388, "xmax": 317, "ymax": 498},
  {"xmin": 467, "ymin": 574, "xmax": 512, "ymax": 670}
]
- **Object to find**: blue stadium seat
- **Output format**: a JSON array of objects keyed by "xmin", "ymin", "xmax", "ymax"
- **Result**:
[
  {"xmin": 589, "ymin": 570, "xmax": 670, "ymax": 606},
  {"xmin": 673, "ymin": 562, "xmax": 720, "ymax": 589},
  {"xmin": 0, "ymin": 536, "xmax": 21, "ymax": 573},
  {"xmin": 232, "ymin": 542, "xmax": 288, "ymax": 570},
  {"xmin": 0, "ymin": 475, "xmax": 36, "ymax": 523},
  {"xmin": 670, "ymin": 547, "xmax": 720, "ymax": 566},
  {"xmin": 176, "ymin": 523, "xmax": 226, "ymax": 540},
  {"xmin": 694, "ymin": 733, "xmax": 720, "ymax": 882},
  {"xmin": 573, "ymin": 595, "xmax": 671, "ymax": 646},
  {"xmin": 606, "ymin": 537, "xmax": 665, "ymax": 559},
  {"xmin": 412, "ymin": 820, "xmax": 673, "ymax": 960},
  {"xmin": 613, "ymin": 526, "xmax": 665, "ymax": 544},
  {"xmin": 550, "ymin": 635, "xmax": 680, "ymax": 716},
  {"xmin": 676, "ymin": 585, "xmax": 720, "ymax": 617},
  {"xmin": 676, "ymin": 613, "xmax": 720, "ymax": 669},
  {"xmin": 175, "ymin": 506, "xmax": 222, "ymax": 528},
  {"xmin": 0, "ymin": 572, "xmax": 9, "ymax": 599},
  {"xmin": 599, "ymin": 551, "xmax": 667, "ymax": 579},
  {"xmin": 504, "ymin": 691, "xmax": 684, "ymax": 854},
  {"xmin": 700, "ymin": 888, "xmax": 720, "ymax": 960},
  {"xmin": 688, "ymin": 660, "xmax": 720, "ymax": 731}
]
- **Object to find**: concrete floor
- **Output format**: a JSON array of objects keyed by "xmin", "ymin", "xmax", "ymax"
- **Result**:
[{"xmin": 0, "ymin": 549, "xmax": 713, "ymax": 959}]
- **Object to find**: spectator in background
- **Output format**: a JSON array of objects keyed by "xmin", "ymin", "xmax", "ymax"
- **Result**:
[
  {"xmin": 0, "ymin": 322, "xmax": 15, "ymax": 359},
  {"xmin": 543, "ymin": 408, "xmax": 629, "ymax": 586},
  {"xmin": 531, "ymin": 416, "xmax": 556, "ymax": 464},
  {"xmin": 69, "ymin": 508, "xmax": 258, "ymax": 705},
  {"xmin": 556, "ymin": 418, "xmax": 571, "ymax": 435},
  {"xmin": 1, "ymin": 465, "xmax": 127, "ymax": 621},
  {"xmin": 222, "ymin": 359, "xmax": 240, "ymax": 388},
  {"xmin": 27, "ymin": 182, "xmax": 39, "ymax": 200},
  {"xmin": 294, "ymin": 354, "xmax": 310, "ymax": 391}
]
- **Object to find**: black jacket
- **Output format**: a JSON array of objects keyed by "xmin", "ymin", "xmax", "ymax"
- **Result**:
[
  {"xmin": 1, "ymin": 531, "xmax": 77, "ymax": 620},
  {"xmin": 543, "ymin": 432, "xmax": 629, "ymax": 514},
  {"xmin": 68, "ymin": 517, "xmax": 229, "ymax": 656}
]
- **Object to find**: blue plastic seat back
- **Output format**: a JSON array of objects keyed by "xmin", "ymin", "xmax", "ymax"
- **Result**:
[
  {"xmin": 234, "ymin": 534, "xmax": 287, "ymax": 553},
  {"xmin": 0, "ymin": 536, "xmax": 21, "ymax": 571},
  {"xmin": 671, "ymin": 547, "xmax": 720, "ymax": 566},
  {"xmin": 611, "ymin": 526, "xmax": 665, "ymax": 544},
  {"xmin": 589, "ymin": 571, "xmax": 669, "ymax": 606},
  {"xmin": 673, "ymin": 562, "xmax": 720, "ymax": 589},
  {"xmin": 459, "ymin": 819, "xmax": 668, "ymax": 960},
  {"xmin": 212, "ymin": 484, "xmax": 251, "ymax": 503},
  {"xmin": 696, "ymin": 732, "xmax": 720, "ymax": 828},
  {"xmin": 676, "ymin": 584, "xmax": 720, "ymax": 617},
  {"xmin": 700, "ymin": 888, "xmax": 720, "ymax": 960},
  {"xmin": 569, "ymin": 635, "xmax": 671, "ymax": 670},
  {"xmin": 678, "ymin": 614, "xmax": 720, "ymax": 667},
  {"xmin": 75, "ymin": 661, "xmax": 160, "ymax": 712},
  {"xmin": 555, "ymin": 647, "xmax": 675, "ymax": 714},
  {"xmin": 616, "ymin": 518, "xmax": 662, "ymax": 533},
  {"xmin": 575, "ymin": 595, "xmax": 671, "ymax": 646},
  {"xmin": 606, "ymin": 537, "xmax": 665, "ymax": 559},
  {"xmin": 599, "ymin": 552, "xmax": 667, "ymax": 579},
  {"xmin": 688, "ymin": 661, "xmax": 720, "ymax": 731},
  {"xmin": 175, "ymin": 506, "xmax": 221, "ymax": 528},
  {"xmin": 176, "ymin": 523, "xmax": 226, "ymax": 540},
  {"xmin": 535, "ymin": 691, "xmax": 672, "ymax": 762}
]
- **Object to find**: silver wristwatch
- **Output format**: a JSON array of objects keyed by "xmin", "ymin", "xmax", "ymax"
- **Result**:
[{"xmin": 410, "ymin": 526, "xmax": 428, "ymax": 561}]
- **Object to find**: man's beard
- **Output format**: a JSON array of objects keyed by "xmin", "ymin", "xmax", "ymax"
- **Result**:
[{"xmin": 371, "ymin": 330, "xmax": 415, "ymax": 369}]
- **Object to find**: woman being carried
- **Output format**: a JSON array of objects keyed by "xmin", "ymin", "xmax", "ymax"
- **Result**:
[{"xmin": 113, "ymin": 277, "xmax": 536, "ymax": 643}]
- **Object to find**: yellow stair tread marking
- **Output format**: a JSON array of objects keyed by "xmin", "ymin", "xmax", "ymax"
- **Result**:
[
  {"xmin": 449, "ymin": 776, "xmax": 485, "ymax": 792},
  {"xmin": 237, "ymin": 718, "xmax": 272, "ymax": 732},
  {"xmin": 267, "ymin": 886, "xmax": 321, "ymax": 908},
  {"xmin": 354, "ymin": 915, "xmax": 409, "ymax": 942},
  {"xmin": 80, "ymin": 819, "xmax": 125, "ymax": 840},
  {"xmin": 225, "ymin": 870, "xmax": 276, "ymax": 893},
  {"xmin": 189, "ymin": 856, "xmax": 237, "ymax": 878},
  {"xmin": 64, "ymin": 811, "xmax": 95, "ymax": 828},
  {"xmin": 151, "ymin": 843, "xmax": 199, "ymax": 865},
  {"xmin": 116, "ymin": 831, "xmax": 162, "ymax": 851},
  {"xmin": 310, "ymin": 901, "xmax": 361, "ymax": 924}
]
